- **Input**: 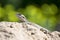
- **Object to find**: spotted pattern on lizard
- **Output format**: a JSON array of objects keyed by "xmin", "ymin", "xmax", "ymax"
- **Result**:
[{"xmin": 16, "ymin": 12, "xmax": 50, "ymax": 34}]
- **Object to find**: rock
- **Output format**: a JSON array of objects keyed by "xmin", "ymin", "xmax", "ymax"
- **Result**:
[{"xmin": 0, "ymin": 22, "xmax": 60, "ymax": 40}]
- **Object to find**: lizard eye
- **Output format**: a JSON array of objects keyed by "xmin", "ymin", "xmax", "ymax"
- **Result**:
[{"xmin": 22, "ymin": 17, "xmax": 24, "ymax": 18}]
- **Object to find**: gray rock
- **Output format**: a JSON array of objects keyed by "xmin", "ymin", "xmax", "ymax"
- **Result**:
[{"xmin": 0, "ymin": 22, "xmax": 60, "ymax": 40}]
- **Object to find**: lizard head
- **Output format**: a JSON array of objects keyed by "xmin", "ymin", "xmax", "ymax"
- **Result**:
[{"xmin": 16, "ymin": 12, "xmax": 27, "ymax": 22}]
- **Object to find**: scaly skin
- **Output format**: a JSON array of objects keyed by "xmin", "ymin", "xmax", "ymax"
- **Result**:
[{"xmin": 16, "ymin": 12, "xmax": 50, "ymax": 34}]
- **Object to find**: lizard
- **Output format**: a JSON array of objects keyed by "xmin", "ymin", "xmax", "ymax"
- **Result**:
[{"xmin": 16, "ymin": 12, "xmax": 50, "ymax": 34}]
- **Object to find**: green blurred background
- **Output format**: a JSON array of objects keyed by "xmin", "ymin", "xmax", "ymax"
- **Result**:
[{"xmin": 0, "ymin": 0, "xmax": 60, "ymax": 31}]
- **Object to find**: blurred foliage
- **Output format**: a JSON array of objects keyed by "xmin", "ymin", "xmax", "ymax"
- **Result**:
[
  {"xmin": 0, "ymin": 3, "xmax": 60, "ymax": 31},
  {"xmin": 41, "ymin": 4, "xmax": 58, "ymax": 16}
]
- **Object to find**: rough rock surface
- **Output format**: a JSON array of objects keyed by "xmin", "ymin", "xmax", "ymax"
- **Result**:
[{"xmin": 0, "ymin": 22, "xmax": 60, "ymax": 40}]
